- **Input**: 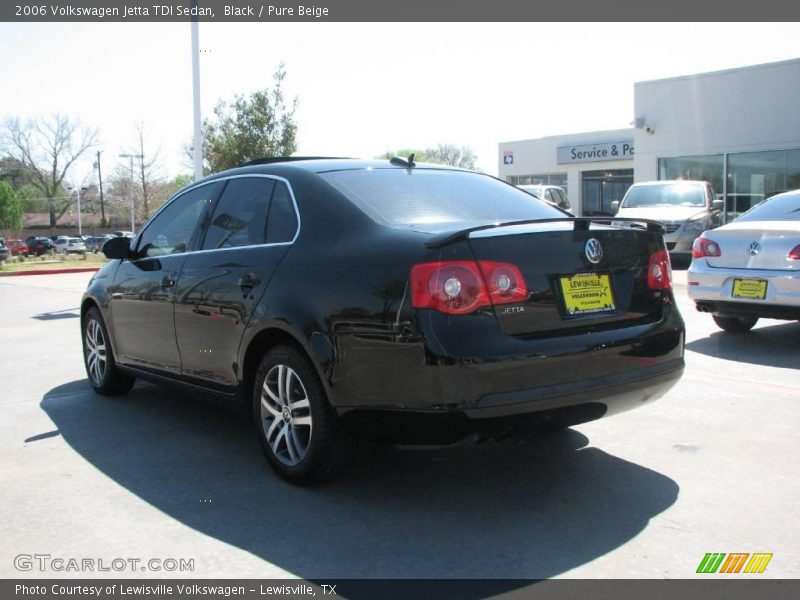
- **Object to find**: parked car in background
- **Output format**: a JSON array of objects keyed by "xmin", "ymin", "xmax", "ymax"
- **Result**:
[
  {"xmin": 85, "ymin": 235, "xmax": 113, "ymax": 253},
  {"xmin": 55, "ymin": 237, "xmax": 86, "ymax": 255},
  {"xmin": 688, "ymin": 189, "xmax": 800, "ymax": 332},
  {"xmin": 111, "ymin": 231, "xmax": 134, "ymax": 238},
  {"xmin": 82, "ymin": 157, "xmax": 684, "ymax": 484},
  {"xmin": 9, "ymin": 240, "xmax": 31, "ymax": 256},
  {"xmin": 611, "ymin": 180, "xmax": 722, "ymax": 262},
  {"xmin": 517, "ymin": 184, "xmax": 572, "ymax": 212},
  {"xmin": 25, "ymin": 237, "xmax": 57, "ymax": 256}
]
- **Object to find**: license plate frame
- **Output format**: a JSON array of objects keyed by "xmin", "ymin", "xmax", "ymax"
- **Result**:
[
  {"xmin": 559, "ymin": 272, "xmax": 616, "ymax": 317},
  {"xmin": 731, "ymin": 279, "xmax": 767, "ymax": 300}
]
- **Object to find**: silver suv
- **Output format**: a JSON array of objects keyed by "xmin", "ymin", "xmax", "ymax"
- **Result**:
[
  {"xmin": 612, "ymin": 180, "xmax": 722, "ymax": 260},
  {"xmin": 517, "ymin": 184, "xmax": 571, "ymax": 212}
]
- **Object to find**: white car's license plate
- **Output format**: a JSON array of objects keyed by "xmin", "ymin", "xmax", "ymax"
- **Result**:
[{"xmin": 732, "ymin": 279, "xmax": 767, "ymax": 300}]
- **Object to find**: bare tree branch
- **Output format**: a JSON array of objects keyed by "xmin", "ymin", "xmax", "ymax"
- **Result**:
[{"xmin": 0, "ymin": 114, "xmax": 97, "ymax": 229}]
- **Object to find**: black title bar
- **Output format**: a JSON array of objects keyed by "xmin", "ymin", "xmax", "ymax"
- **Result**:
[{"xmin": 3, "ymin": 0, "xmax": 800, "ymax": 22}]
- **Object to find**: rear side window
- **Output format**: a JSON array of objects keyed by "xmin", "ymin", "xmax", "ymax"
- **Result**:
[
  {"xmin": 320, "ymin": 169, "xmax": 560, "ymax": 230},
  {"xmin": 266, "ymin": 182, "xmax": 299, "ymax": 243},
  {"xmin": 202, "ymin": 178, "xmax": 276, "ymax": 250},
  {"xmin": 736, "ymin": 192, "xmax": 800, "ymax": 222}
]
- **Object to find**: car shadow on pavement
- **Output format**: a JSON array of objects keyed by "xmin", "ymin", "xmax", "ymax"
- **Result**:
[
  {"xmin": 686, "ymin": 321, "xmax": 800, "ymax": 368},
  {"xmin": 41, "ymin": 379, "xmax": 679, "ymax": 586}
]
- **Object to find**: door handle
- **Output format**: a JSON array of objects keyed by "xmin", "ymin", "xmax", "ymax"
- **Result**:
[
  {"xmin": 161, "ymin": 274, "xmax": 176, "ymax": 288},
  {"xmin": 238, "ymin": 273, "xmax": 261, "ymax": 288}
]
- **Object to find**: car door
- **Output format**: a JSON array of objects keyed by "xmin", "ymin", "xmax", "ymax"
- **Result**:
[
  {"xmin": 108, "ymin": 181, "xmax": 224, "ymax": 375},
  {"xmin": 174, "ymin": 176, "xmax": 300, "ymax": 389}
]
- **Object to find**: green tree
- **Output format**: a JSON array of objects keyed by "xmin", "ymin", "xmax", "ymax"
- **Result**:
[
  {"xmin": 0, "ymin": 181, "xmax": 22, "ymax": 230},
  {"xmin": 377, "ymin": 144, "xmax": 477, "ymax": 169},
  {"xmin": 426, "ymin": 144, "xmax": 477, "ymax": 169},
  {"xmin": 15, "ymin": 184, "xmax": 41, "ymax": 212},
  {"xmin": 376, "ymin": 148, "xmax": 429, "ymax": 162},
  {"xmin": 202, "ymin": 64, "xmax": 298, "ymax": 173}
]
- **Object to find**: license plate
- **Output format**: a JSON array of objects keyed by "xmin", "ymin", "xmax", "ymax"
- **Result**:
[
  {"xmin": 559, "ymin": 273, "xmax": 616, "ymax": 316},
  {"xmin": 732, "ymin": 279, "xmax": 767, "ymax": 300}
]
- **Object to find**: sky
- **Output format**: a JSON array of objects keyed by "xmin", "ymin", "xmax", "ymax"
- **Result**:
[{"xmin": 1, "ymin": 22, "xmax": 799, "ymax": 186}]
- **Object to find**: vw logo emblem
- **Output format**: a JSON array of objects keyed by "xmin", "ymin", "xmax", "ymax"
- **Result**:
[
  {"xmin": 585, "ymin": 238, "xmax": 603, "ymax": 264},
  {"xmin": 747, "ymin": 241, "xmax": 761, "ymax": 256}
]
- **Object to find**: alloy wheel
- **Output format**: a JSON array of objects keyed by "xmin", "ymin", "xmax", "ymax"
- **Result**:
[
  {"xmin": 260, "ymin": 364, "xmax": 313, "ymax": 466},
  {"xmin": 85, "ymin": 318, "xmax": 107, "ymax": 385}
]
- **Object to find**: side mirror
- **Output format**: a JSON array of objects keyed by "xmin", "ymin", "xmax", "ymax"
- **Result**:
[
  {"xmin": 103, "ymin": 235, "xmax": 131, "ymax": 260},
  {"xmin": 610, "ymin": 200, "xmax": 620, "ymax": 213},
  {"xmin": 712, "ymin": 199, "xmax": 724, "ymax": 210}
]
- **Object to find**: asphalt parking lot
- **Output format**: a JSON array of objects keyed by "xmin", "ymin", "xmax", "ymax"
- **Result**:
[{"xmin": 0, "ymin": 270, "xmax": 798, "ymax": 580}]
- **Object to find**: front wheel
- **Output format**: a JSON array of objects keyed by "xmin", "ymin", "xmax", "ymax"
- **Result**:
[
  {"xmin": 82, "ymin": 307, "xmax": 135, "ymax": 395},
  {"xmin": 253, "ymin": 345, "xmax": 347, "ymax": 485},
  {"xmin": 712, "ymin": 314, "xmax": 758, "ymax": 332}
]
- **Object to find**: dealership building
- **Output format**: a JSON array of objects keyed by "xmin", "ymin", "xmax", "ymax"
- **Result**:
[{"xmin": 498, "ymin": 58, "xmax": 800, "ymax": 222}]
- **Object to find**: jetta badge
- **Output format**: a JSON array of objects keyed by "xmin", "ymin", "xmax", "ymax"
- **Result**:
[
  {"xmin": 747, "ymin": 241, "xmax": 761, "ymax": 256},
  {"xmin": 585, "ymin": 238, "xmax": 603, "ymax": 264}
]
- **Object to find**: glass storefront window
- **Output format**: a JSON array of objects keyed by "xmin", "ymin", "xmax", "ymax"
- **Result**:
[
  {"xmin": 581, "ymin": 169, "xmax": 633, "ymax": 216},
  {"xmin": 508, "ymin": 173, "xmax": 568, "ymax": 198},
  {"xmin": 726, "ymin": 148, "xmax": 800, "ymax": 220},
  {"xmin": 658, "ymin": 154, "xmax": 724, "ymax": 193},
  {"xmin": 660, "ymin": 150, "xmax": 800, "ymax": 222}
]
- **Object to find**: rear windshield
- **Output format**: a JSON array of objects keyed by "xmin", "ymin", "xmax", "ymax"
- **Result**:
[
  {"xmin": 320, "ymin": 168, "xmax": 561, "ymax": 230},
  {"xmin": 736, "ymin": 192, "xmax": 800, "ymax": 222},
  {"xmin": 622, "ymin": 183, "xmax": 706, "ymax": 208}
]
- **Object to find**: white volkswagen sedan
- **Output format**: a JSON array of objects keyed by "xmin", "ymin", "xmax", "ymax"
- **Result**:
[{"xmin": 688, "ymin": 189, "xmax": 800, "ymax": 332}]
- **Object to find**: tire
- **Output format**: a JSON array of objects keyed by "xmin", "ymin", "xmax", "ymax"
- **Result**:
[
  {"xmin": 82, "ymin": 307, "xmax": 135, "ymax": 395},
  {"xmin": 712, "ymin": 314, "xmax": 758, "ymax": 332},
  {"xmin": 253, "ymin": 345, "xmax": 347, "ymax": 485}
]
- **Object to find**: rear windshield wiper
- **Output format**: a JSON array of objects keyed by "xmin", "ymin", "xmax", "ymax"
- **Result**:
[{"xmin": 425, "ymin": 217, "xmax": 665, "ymax": 249}]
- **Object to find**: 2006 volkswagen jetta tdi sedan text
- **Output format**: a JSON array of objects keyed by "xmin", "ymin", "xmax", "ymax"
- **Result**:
[{"xmin": 81, "ymin": 157, "xmax": 685, "ymax": 484}]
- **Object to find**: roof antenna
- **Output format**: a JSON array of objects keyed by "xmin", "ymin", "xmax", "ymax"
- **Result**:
[{"xmin": 390, "ymin": 154, "xmax": 416, "ymax": 168}]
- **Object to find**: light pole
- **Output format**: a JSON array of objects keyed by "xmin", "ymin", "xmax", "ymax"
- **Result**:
[
  {"xmin": 191, "ymin": 17, "xmax": 203, "ymax": 180},
  {"xmin": 119, "ymin": 153, "xmax": 143, "ymax": 233},
  {"xmin": 67, "ymin": 185, "xmax": 88, "ymax": 237}
]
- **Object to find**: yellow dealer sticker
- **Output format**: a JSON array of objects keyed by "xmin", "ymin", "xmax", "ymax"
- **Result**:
[
  {"xmin": 732, "ymin": 279, "xmax": 767, "ymax": 300},
  {"xmin": 559, "ymin": 273, "xmax": 616, "ymax": 316}
]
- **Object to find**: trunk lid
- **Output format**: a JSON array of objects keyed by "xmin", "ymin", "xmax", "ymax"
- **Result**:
[
  {"xmin": 466, "ymin": 222, "xmax": 667, "ymax": 336},
  {"xmin": 702, "ymin": 221, "xmax": 800, "ymax": 271}
]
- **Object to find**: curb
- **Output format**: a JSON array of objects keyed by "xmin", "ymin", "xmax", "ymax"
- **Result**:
[{"xmin": 0, "ymin": 267, "xmax": 100, "ymax": 277}]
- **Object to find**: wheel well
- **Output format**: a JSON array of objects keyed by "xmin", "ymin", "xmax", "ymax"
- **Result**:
[
  {"xmin": 242, "ymin": 328, "xmax": 308, "ymax": 402},
  {"xmin": 80, "ymin": 298, "xmax": 99, "ymax": 323}
]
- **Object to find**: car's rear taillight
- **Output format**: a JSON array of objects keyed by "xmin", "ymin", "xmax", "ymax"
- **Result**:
[
  {"xmin": 692, "ymin": 236, "xmax": 722, "ymax": 258},
  {"xmin": 477, "ymin": 261, "xmax": 528, "ymax": 305},
  {"xmin": 410, "ymin": 260, "xmax": 528, "ymax": 315},
  {"xmin": 788, "ymin": 244, "xmax": 800, "ymax": 260},
  {"xmin": 647, "ymin": 250, "xmax": 672, "ymax": 290}
]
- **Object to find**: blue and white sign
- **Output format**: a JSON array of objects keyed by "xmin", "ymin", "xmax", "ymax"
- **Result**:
[{"xmin": 503, "ymin": 150, "xmax": 514, "ymax": 165}]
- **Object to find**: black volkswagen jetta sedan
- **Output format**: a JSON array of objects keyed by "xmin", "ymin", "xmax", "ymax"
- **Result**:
[{"xmin": 82, "ymin": 158, "xmax": 684, "ymax": 484}]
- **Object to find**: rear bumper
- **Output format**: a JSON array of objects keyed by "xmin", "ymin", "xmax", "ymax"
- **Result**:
[
  {"xmin": 688, "ymin": 261, "xmax": 800, "ymax": 318},
  {"xmin": 338, "ymin": 359, "xmax": 683, "ymax": 444},
  {"xmin": 334, "ymin": 303, "xmax": 684, "ymax": 443}
]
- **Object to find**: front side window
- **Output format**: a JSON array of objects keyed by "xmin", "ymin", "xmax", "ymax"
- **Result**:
[
  {"xmin": 202, "ymin": 178, "xmax": 276, "ymax": 250},
  {"xmin": 136, "ymin": 181, "xmax": 223, "ymax": 258}
]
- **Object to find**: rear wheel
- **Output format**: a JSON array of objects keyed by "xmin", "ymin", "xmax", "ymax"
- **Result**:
[
  {"xmin": 253, "ymin": 345, "xmax": 347, "ymax": 485},
  {"xmin": 712, "ymin": 315, "xmax": 758, "ymax": 332},
  {"xmin": 83, "ymin": 307, "xmax": 135, "ymax": 395}
]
